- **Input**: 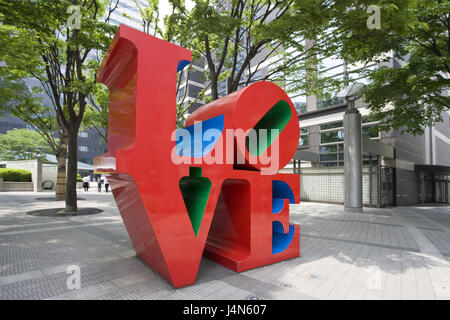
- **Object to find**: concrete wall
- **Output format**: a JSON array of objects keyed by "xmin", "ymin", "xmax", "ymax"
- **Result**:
[
  {"xmin": 300, "ymin": 166, "xmax": 378, "ymax": 206},
  {"xmin": 42, "ymin": 164, "xmax": 58, "ymax": 189},
  {"xmin": 1, "ymin": 182, "xmax": 33, "ymax": 191},
  {"xmin": 434, "ymin": 111, "xmax": 450, "ymax": 166},
  {"xmin": 381, "ymin": 129, "xmax": 425, "ymax": 164},
  {"xmin": 5, "ymin": 159, "xmax": 42, "ymax": 192},
  {"xmin": 435, "ymin": 137, "xmax": 450, "ymax": 166},
  {"xmin": 381, "ymin": 129, "xmax": 425, "ymax": 206}
]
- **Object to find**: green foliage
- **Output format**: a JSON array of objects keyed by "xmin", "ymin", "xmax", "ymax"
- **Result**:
[
  {"xmin": 333, "ymin": 0, "xmax": 450, "ymax": 135},
  {"xmin": 83, "ymin": 83, "xmax": 109, "ymax": 143},
  {"xmin": 0, "ymin": 168, "xmax": 32, "ymax": 182},
  {"xmin": 0, "ymin": 129, "xmax": 53, "ymax": 161},
  {"xmin": 0, "ymin": 79, "xmax": 60, "ymax": 154},
  {"xmin": 77, "ymin": 174, "xmax": 82, "ymax": 182},
  {"xmin": 163, "ymin": 0, "xmax": 341, "ymax": 103},
  {"xmin": 0, "ymin": 0, "xmax": 118, "ymax": 210},
  {"xmin": 0, "ymin": 0, "xmax": 117, "ymax": 142}
]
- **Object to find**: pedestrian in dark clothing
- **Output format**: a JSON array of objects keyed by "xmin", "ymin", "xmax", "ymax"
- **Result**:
[
  {"xmin": 97, "ymin": 176, "xmax": 104, "ymax": 192},
  {"xmin": 104, "ymin": 177, "xmax": 109, "ymax": 193},
  {"xmin": 82, "ymin": 175, "xmax": 90, "ymax": 192}
]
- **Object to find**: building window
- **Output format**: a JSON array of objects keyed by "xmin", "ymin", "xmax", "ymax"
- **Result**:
[
  {"xmin": 294, "ymin": 102, "xmax": 306, "ymax": 115},
  {"xmin": 362, "ymin": 125, "xmax": 379, "ymax": 139},
  {"xmin": 320, "ymin": 145, "xmax": 338, "ymax": 153},
  {"xmin": 319, "ymin": 121, "xmax": 344, "ymax": 167},
  {"xmin": 177, "ymin": 86, "xmax": 186, "ymax": 101},
  {"xmin": 318, "ymin": 117, "xmax": 380, "ymax": 167},
  {"xmin": 298, "ymin": 127, "xmax": 309, "ymax": 148},
  {"xmin": 317, "ymin": 97, "xmax": 345, "ymax": 110},
  {"xmin": 218, "ymin": 79, "xmax": 227, "ymax": 98},
  {"xmin": 79, "ymin": 146, "xmax": 88, "ymax": 152},
  {"xmin": 362, "ymin": 115, "xmax": 380, "ymax": 139},
  {"xmin": 78, "ymin": 132, "xmax": 88, "ymax": 138},
  {"xmin": 320, "ymin": 130, "xmax": 344, "ymax": 144},
  {"xmin": 320, "ymin": 121, "xmax": 343, "ymax": 131}
]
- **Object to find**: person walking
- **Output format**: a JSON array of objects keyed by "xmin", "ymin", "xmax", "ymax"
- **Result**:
[
  {"xmin": 97, "ymin": 175, "xmax": 104, "ymax": 192},
  {"xmin": 104, "ymin": 176, "xmax": 109, "ymax": 193},
  {"xmin": 82, "ymin": 175, "xmax": 90, "ymax": 192}
]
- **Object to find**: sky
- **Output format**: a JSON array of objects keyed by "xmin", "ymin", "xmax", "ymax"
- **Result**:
[
  {"xmin": 159, "ymin": 0, "xmax": 194, "ymax": 19},
  {"xmin": 157, "ymin": 0, "xmax": 194, "ymax": 32}
]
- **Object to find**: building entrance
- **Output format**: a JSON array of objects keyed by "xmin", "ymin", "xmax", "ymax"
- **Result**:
[{"xmin": 380, "ymin": 166, "xmax": 395, "ymax": 207}]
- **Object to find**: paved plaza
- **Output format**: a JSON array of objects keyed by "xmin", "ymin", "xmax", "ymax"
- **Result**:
[{"xmin": 0, "ymin": 191, "xmax": 449, "ymax": 300}]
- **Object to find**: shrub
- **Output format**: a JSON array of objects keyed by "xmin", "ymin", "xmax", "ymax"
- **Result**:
[
  {"xmin": 77, "ymin": 174, "xmax": 82, "ymax": 182},
  {"xmin": 0, "ymin": 168, "xmax": 32, "ymax": 182}
]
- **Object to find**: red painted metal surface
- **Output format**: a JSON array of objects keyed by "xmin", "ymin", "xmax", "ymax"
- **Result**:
[{"xmin": 94, "ymin": 25, "xmax": 301, "ymax": 288}]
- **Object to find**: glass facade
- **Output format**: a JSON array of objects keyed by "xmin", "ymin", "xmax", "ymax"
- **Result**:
[
  {"xmin": 299, "ymin": 128, "xmax": 309, "ymax": 148},
  {"xmin": 318, "ymin": 119, "xmax": 380, "ymax": 167}
]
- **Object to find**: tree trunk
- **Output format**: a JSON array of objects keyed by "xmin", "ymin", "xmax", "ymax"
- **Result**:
[
  {"xmin": 65, "ymin": 130, "xmax": 79, "ymax": 213},
  {"xmin": 211, "ymin": 76, "xmax": 219, "ymax": 101},
  {"xmin": 55, "ymin": 139, "xmax": 68, "ymax": 201}
]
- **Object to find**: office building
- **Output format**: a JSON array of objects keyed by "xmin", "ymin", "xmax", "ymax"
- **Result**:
[{"xmin": 290, "ymin": 55, "xmax": 450, "ymax": 206}]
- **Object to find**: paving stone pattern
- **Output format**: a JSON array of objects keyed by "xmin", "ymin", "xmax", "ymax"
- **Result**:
[{"xmin": 0, "ymin": 192, "xmax": 449, "ymax": 300}]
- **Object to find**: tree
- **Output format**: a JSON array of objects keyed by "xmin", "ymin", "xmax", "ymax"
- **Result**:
[
  {"xmin": 165, "ymin": 0, "xmax": 337, "ymax": 102},
  {"xmin": 0, "ymin": 128, "xmax": 53, "ymax": 160},
  {"xmin": 0, "ymin": 0, "xmax": 117, "ymax": 212},
  {"xmin": 0, "ymin": 75, "xmax": 68, "ymax": 199},
  {"xmin": 122, "ymin": 0, "xmax": 209, "ymax": 127},
  {"xmin": 82, "ymin": 83, "xmax": 109, "ymax": 144},
  {"xmin": 126, "ymin": 0, "xmax": 342, "ymax": 126},
  {"xmin": 331, "ymin": 0, "xmax": 449, "ymax": 135}
]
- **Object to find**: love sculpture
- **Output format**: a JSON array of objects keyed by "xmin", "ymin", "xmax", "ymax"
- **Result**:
[{"xmin": 94, "ymin": 25, "xmax": 301, "ymax": 288}]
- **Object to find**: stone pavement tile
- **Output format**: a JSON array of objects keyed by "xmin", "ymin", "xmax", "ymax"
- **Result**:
[
  {"xmin": 220, "ymin": 274, "xmax": 315, "ymax": 300},
  {"xmin": 326, "ymin": 287, "xmax": 350, "ymax": 300},
  {"xmin": 1, "ymin": 193, "xmax": 449, "ymax": 300},
  {"xmin": 40, "ymin": 262, "xmax": 89, "ymax": 276},
  {"xmin": 421, "ymin": 230, "xmax": 450, "ymax": 257},
  {"xmin": 195, "ymin": 258, "xmax": 237, "ymax": 284},
  {"xmin": 140, "ymin": 288, "xmax": 174, "ymax": 300},
  {"xmin": 324, "ymin": 250, "xmax": 366, "ymax": 298},
  {"xmin": 0, "ymin": 254, "xmax": 151, "ymax": 300},
  {"xmin": 363, "ymin": 288, "xmax": 383, "ymax": 300},
  {"xmin": 413, "ymin": 262, "xmax": 436, "ymax": 299},
  {"xmin": 96, "ymin": 277, "xmax": 171, "ymax": 300},
  {"xmin": 45, "ymin": 282, "xmax": 118, "ymax": 300},
  {"xmin": 0, "ymin": 272, "xmax": 71, "ymax": 300},
  {"xmin": 162, "ymin": 281, "xmax": 230, "ymax": 300},
  {"xmin": 246, "ymin": 262, "xmax": 292, "ymax": 284},
  {"xmin": 308, "ymin": 244, "xmax": 359, "ymax": 299},
  {"xmin": 110, "ymin": 270, "xmax": 158, "ymax": 289},
  {"xmin": 395, "ymin": 208, "xmax": 450, "ymax": 299},
  {"xmin": 0, "ymin": 260, "xmax": 92, "ymax": 287},
  {"xmin": 286, "ymin": 254, "xmax": 334, "ymax": 290},
  {"xmin": 221, "ymin": 288, "xmax": 256, "ymax": 300},
  {"xmin": 400, "ymin": 281, "xmax": 419, "ymax": 299},
  {"xmin": 345, "ymin": 284, "xmax": 369, "ymax": 300},
  {"xmin": 0, "ymin": 230, "xmax": 130, "ymax": 277},
  {"xmin": 341, "ymin": 248, "xmax": 378, "ymax": 299},
  {"xmin": 206, "ymin": 285, "xmax": 241, "ymax": 300},
  {"xmin": 115, "ymin": 250, "xmax": 137, "ymax": 259},
  {"xmin": 0, "ymin": 220, "xmax": 122, "ymax": 236},
  {"xmin": 139, "ymin": 280, "xmax": 227, "ymax": 300},
  {"xmin": 0, "ymin": 270, "xmax": 45, "ymax": 286}
]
